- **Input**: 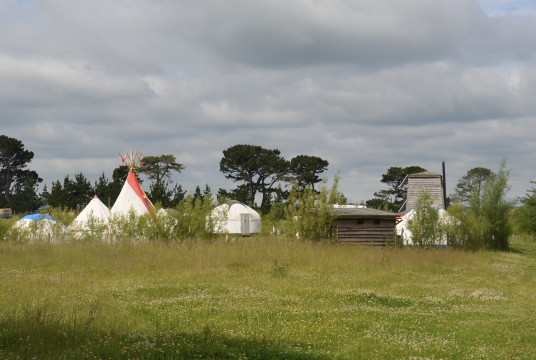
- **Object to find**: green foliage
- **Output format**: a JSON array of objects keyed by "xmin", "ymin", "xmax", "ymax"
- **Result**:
[
  {"xmin": 217, "ymin": 184, "xmax": 252, "ymax": 206},
  {"xmin": 0, "ymin": 217, "xmax": 18, "ymax": 241},
  {"xmin": 171, "ymin": 194, "xmax": 225, "ymax": 241},
  {"xmin": 220, "ymin": 144, "xmax": 290, "ymax": 208},
  {"xmin": 512, "ymin": 181, "xmax": 536, "ymax": 235},
  {"xmin": 445, "ymin": 158, "xmax": 514, "ymax": 250},
  {"xmin": 471, "ymin": 158, "xmax": 514, "ymax": 250},
  {"xmin": 43, "ymin": 206, "xmax": 77, "ymax": 227},
  {"xmin": 289, "ymin": 155, "xmax": 329, "ymax": 191},
  {"xmin": 2, "ymin": 239, "xmax": 536, "ymax": 358},
  {"xmin": 8, "ymin": 170, "xmax": 43, "ymax": 212},
  {"xmin": 0, "ymin": 135, "xmax": 36, "ymax": 204},
  {"xmin": 142, "ymin": 154, "xmax": 185, "ymax": 185},
  {"xmin": 284, "ymin": 173, "xmax": 341, "ymax": 241},
  {"xmin": 42, "ymin": 173, "xmax": 93, "ymax": 209},
  {"xmin": 451, "ymin": 167, "xmax": 494, "ymax": 204},
  {"xmin": 259, "ymin": 198, "xmax": 285, "ymax": 236},
  {"xmin": 271, "ymin": 259, "xmax": 289, "ymax": 277},
  {"xmin": 406, "ymin": 191, "xmax": 445, "ymax": 247}
]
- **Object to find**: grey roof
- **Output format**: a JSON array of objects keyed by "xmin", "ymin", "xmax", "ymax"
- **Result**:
[
  {"xmin": 331, "ymin": 208, "xmax": 399, "ymax": 219},
  {"xmin": 226, "ymin": 200, "xmax": 246, "ymax": 207},
  {"xmin": 408, "ymin": 171, "xmax": 442, "ymax": 178}
]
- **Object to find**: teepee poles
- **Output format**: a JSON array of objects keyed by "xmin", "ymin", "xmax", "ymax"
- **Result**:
[{"xmin": 119, "ymin": 149, "xmax": 149, "ymax": 175}]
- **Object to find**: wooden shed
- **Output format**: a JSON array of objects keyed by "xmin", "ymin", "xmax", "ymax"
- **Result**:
[
  {"xmin": 332, "ymin": 208, "xmax": 398, "ymax": 246},
  {"xmin": 406, "ymin": 171, "xmax": 444, "ymax": 211}
]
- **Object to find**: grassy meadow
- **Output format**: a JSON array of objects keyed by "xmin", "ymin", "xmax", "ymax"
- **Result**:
[{"xmin": 1, "ymin": 236, "xmax": 536, "ymax": 359}]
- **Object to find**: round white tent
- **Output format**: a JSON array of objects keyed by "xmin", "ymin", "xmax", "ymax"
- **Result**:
[
  {"xmin": 210, "ymin": 201, "xmax": 261, "ymax": 234},
  {"xmin": 10, "ymin": 214, "xmax": 69, "ymax": 243}
]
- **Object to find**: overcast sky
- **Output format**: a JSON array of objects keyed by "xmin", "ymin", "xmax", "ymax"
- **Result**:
[{"xmin": 1, "ymin": 0, "xmax": 535, "ymax": 203}]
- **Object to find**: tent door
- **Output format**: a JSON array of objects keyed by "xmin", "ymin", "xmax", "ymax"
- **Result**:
[{"xmin": 241, "ymin": 214, "xmax": 250, "ymax": 237}]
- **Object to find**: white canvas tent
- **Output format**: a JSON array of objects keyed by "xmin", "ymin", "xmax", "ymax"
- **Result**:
[
  {"xmin": 209, "ymin": 201, "xmax": 261, "ymax": 234},
  {"xmin": 70, "ymin": 195, "xmax": 111, "ymax": 228},
  {"xmin": 110, "ymin": 149, "xmax": 158, "ymax": 222},
  {"xmin": 111, "ymin": 172, "xmax": 157, "ymax": 218},
  {"xmin": 396, "ymin": 208, "xmax": 454, "ymax": 246},
  {"xmin": 10, "ymin": 215, "xmax": 68, "ymax": 243},
  {"xmin": 69, "ymin": 195, "xmax": 111, "ymax": 239}
]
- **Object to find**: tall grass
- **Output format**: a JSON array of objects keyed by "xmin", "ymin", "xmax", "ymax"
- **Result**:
[{"xmin": 1, "ymin": 238, "xmax": 536, "ymax": 359}]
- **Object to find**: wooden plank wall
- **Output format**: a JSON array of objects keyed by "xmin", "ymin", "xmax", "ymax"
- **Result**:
[
  {"xmin": 336, "ymin": 219, "xmax": 395, "ymax": 246},
  {"xmin": 406, "ymin": 177, "xmax": 444, "ymax": 211}
]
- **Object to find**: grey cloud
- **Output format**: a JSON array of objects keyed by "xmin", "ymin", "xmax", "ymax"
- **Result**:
[{"xmin": 0, "ymin": 0, "xmax": 535, "ymax": 203}]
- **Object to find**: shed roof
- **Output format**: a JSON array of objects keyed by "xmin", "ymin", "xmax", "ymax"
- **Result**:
[
  {"xmin": 408, "ymin": 171, "xmax": 442, "ymax": 178},
  {"xmin": 331, "ymin": 208, "xmax": 398, "ymax": 219}
]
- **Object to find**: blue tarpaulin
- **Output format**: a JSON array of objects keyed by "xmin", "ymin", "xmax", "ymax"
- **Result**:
[
  {"xmin": 20, "ymin": 214, "xmax": 56, "ymax": 222},
  {"xmin": 19, "ymin": 214, "xmax": 68, "ymax": 229}
]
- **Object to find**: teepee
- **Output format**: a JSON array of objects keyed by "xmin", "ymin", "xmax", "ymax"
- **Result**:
[
  {"xmin": 111, "ymin": 149, "xmax": 158, "ymax": 221},
  {"xmin": 70, "ymin": 195, "xmax": 111, "ymax": 229}
]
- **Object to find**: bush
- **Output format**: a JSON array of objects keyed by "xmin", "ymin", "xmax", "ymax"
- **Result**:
[
  {"xmin": 406, "ymin": 191, "xmax": 446, "ymax": 246},
  {"xmin": 283, "ymin": 173, "xmax": 341, "ymax": 241},
  {"xmin": 445, "ymin": 157, "xmax": 514, "ymax": 250}
]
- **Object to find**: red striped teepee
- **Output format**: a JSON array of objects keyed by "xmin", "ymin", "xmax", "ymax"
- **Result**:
[{"xmin": 111, "ymin": 149, "xmax": 158, "ymax": 222}]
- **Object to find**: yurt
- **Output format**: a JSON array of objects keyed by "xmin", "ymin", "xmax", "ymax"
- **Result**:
[
  {"xmin": 111, "ymin": 149, "xmax": 158, "ymax": 222},
  {"xmin": 11, "ymin": 214, "xmax": 68, "ymax": 243},
  {"xmin": 69, "ymin": 195, "xmax": 111, "ymax": 238},
  {"xmin": 209, "ymin": 200, "xmax": 261, "ymax": 235}
]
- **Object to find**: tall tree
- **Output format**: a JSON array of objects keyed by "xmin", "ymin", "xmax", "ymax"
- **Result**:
[
  {"xmin": 9, "ymin": 170, "xmax": 43, "ymax": 212},
  {"xmin": 0, "ymin": 135, "xmax": 35, "ymax": 204},
  {"xmin": 65, "ymin": 173, "xmax": 94, "ymax": 208},
  {"xmin": 169, "ymin": 184, "xmax": 187, "ymax": 208},
  {"xmin": 468, "ymin": 158, "xmax": 513, "ymax": 250},
  {"xmin": 148, "ymin": 181, "xmax": 170, "ymax": 208},
  {"xmin": 451, "ymin": 167, "xmax": 494, "ymax": 204},
  {"xmin": 42, "ymin": 173, "xmax": 93, "ymax": 209},
  {"xmin": 257, "ymin": 151, "xmax": 290, "ymax": 213},
  {"xmin": 142, "ymin": 154, "xmax": 185, "ymax": 185},
  {"xmin": 289, "ymin": 155, "xmax": 329, "ymax": 191},
  {"xmin": 41, "ymin": 180, "xmax": 66, "ymax": 208},
  {"xmin": 220, "ymin": 145, "xmax": 289, "ymax": 208},
  {"xmin": 220, "ymin": 145, "xmax": 265, "ymax": 206}
]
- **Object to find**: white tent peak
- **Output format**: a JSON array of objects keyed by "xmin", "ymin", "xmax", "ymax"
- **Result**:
[{"xmin": 71, "ymin": 195, "xmax": 111, "ymax": 227}]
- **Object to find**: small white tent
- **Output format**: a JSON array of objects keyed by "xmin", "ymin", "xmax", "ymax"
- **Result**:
[
  {"xmin": 210, "ymin": 201, "xmax": 261, "ymax": 234},
  {"xmin": 70, "ymin": 195, "xmax": 111, "ymax": 228},
  {"xmin": 69, "ymin": 195, "xmax": 111, "ymax": 238}
]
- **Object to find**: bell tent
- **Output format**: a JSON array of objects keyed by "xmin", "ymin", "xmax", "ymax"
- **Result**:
[
  {"xmin": 69, "ymin": 195, "xmax": 111, "ymax": 236},
  {"xmin": 111, "ymin": 149, "xmax": 158, "ymax": 222},
  {"xmin": 210, "ymin": 200, "xmax": 261, "ymax": 235}
]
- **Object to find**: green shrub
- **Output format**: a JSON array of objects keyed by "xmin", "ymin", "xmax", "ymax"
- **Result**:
[
  {"xmin": 283, "ymin": 173, "xmax": 341, "ymax": 241},
  {"xmin": 406, "ymin": 191, "xmax": 446, "ymax": 246}
]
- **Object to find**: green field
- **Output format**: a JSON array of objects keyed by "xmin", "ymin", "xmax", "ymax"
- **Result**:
[{"xmin": 1, "ymin": 237, "xmax": 535, "ymax": 359}]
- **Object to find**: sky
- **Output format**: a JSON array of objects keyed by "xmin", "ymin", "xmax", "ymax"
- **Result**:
[{"xmin": 1, "ymin": 0, "xmax": 536, "ymax": 204}]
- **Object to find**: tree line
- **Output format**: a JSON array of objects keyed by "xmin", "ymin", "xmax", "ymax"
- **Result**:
[
  {"xmin": 3, "ymin": 134, "xmax": 536, "ymax": 241},
  {"xmin": 0, "ymin": 136, "xmax": 331, "ymax": 214}
]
